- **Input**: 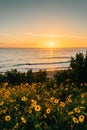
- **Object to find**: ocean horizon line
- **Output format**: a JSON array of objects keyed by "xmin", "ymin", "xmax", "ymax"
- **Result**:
[{"xmin": 0, "ymin": 47, "xmax": 87, "ymax": 49}]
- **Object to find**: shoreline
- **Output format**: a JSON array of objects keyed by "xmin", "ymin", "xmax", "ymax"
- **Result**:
[
  {"xmin": 46, "ymin": 68, "xmax": 69, "ymax": 78},
  {"xmin": 46, "ymin": 70, "xmax": 57, "ymax": 78},
  {"xmin": 0, "ymin": 68, "xmax": 69, "ymax": 79}
]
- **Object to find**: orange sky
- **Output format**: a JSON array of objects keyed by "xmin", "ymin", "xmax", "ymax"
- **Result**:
[
  {"xmin": 0, "ymin": 0, "xmax": 87, "ymax": 48},
  {"xmin": 0, "ymin": 33, "xmax": 87, "ymax": 48}
]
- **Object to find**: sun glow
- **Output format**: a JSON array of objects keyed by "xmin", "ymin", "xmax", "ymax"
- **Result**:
[{"xmin": 49, "ymin": 43, "xmax": 55, "ymax": 48}]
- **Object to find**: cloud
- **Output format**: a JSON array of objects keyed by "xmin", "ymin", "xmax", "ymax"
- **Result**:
[
  {"xmin": 26, "ymin": 32, "xmax": 62, "ymax": 37},
  {"xmin": 26, "ymin": 32, "xmax": 86, "ymax": 39}
]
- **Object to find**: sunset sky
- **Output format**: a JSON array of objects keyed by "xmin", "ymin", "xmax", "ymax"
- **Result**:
[{"xmin": 0, "ymin": 0, "xmax": 87, "ymax": 48}]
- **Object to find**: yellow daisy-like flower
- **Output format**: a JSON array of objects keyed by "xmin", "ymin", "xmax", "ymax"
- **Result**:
[
  {"xmin": 5, "ymin": 115, "xmax": 11, "ymax": 121},
  {"xmin": 68, "ymin": 111, "xmax": 74, "ymax": 115},
  {"xmin": 4, "ymin": 90, "xmax": 10, "ymax": 98},
  {"xmin": 72, "ymin": 117, "xmax": 79, "ymax": 124},
  {"xmin": 25, "ymin": 83, "xmax": 29, "ymax": 86},
  {"xmin": 36, "ymin": 95, "xmax": 41, "ymax": 100},
  {"xmin": 79, "ymin": 115, "xmax": 85, "ymax": 123},
  {"xmin": 54, "ymin": 98, "xmax": 60, "ymax": 104},
  {"xmin": 50, "ymin": 97, "xmax": 55, "ymax": 101},
  {"xmin": 60, "ymin": 101, "xmax": 66, "ymax": 107},
  {"xmin": 81, "ymin": 93, "xmax": 85, "ymax": 98},
  {"xmin": 35, "ymin": 105, "xmax": 41, "ymax": 112},
  {"xmin": 46, "ymin": 108, "xmax": 51, "ymax": 114},
  {"xmin": 21, "ymin": 96, "xmax": 28, "ymax": 102},
  {"xmin": 31, "ymin": 99, "xmax": 35, "ymax": 103},
  {"xmin": 21, "ymin": 116, "xmax": 26, "ymax": 124},
  {"xmin": 66, "ymin": 97, "xmax": 72, "ymax": 103},
  {"xmin": 0, "ymin": 101, "xmax": 4, "ymax": 106},
  {"xmin": 80, "ymin": 83, "xmax": 83, "ymax": 86},
  {"xmin": 65, "ymin": 87, "xmax": 68, "ymax": 91},
  {"xmin": 31, "ymin": 100, "xmax": 37, "ymax": 107},
  {"xmin": 74, "ymin": 107, "xmax": 81, "ymax": 113},
  {"xmin": 3, "ymin": 82, "xmax": 8, "ymax": 87}
]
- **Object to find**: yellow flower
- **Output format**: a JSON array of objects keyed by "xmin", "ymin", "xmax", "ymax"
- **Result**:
[
  {"xmin": 84, "ymin": 83, "xmax": 87, "ymax": 86},
  {"xmin": 4, "ymin": 90, "xmax": 10, "ymax": 98},
  {"xmin": 31, "ymin": 100, "xmax": 37, "ymax": 107},
  {"xmin": 5, "ymin": 115, "xmax": 11, "ymax": 121},
  {"xmin": 21, "ymin": 96, "xmax": 28, "ymax": 102},
  {"xmin": 28, "ymin": 109, "xmax": 32, "ymax": 114},
  {"xmin": 81, "ymin": 100, "xmax": 85, "ymax": 104},
  {"xmin": 79, "ymin": 115, "xmax": 85, "ymax": 123},
  {"xmin": 13, "ymin": 123, "xmax": 19, "ymax": 129},
  {"xmin": 3, "ymin": 82, "xmax": 8, "ymax": 87},
  {"xmin": 0, "ymin": 101, "xmax": 4, "ymax": 106},
  {"xmin": 3, "ymin": 109, "xmax": 7, "ymax": 114},
  {"xmin": 65, "ymin": 88, "xmax": 68, "ymax": 91},
  {"xmin": 74, "ymin": 107, "xmax": 81, "ymax": 113},
  {"xmin": 66, "ymin": 97, "xmax": 72, "ymax": 103},
  {"xmin": 35, "ymin": 105, "xmax": 41, "ymax": 112},
  {"xmin": 72, "ymin": 117, "xmax": 79, "ymax": 124},
  {"xmin": 81, "ymin": 93, "xmax": 85, "ymax": 98},
  {"xmin": 21, "ymin": 116, "xmax": 26, "ymax": 124},
  {"xmin": 46, "ymin": 108, "xmax": 51, "ymax": 114},
  {"xmin": 68, "ymin": 111, "xmax": 74, "ymax": 115},
  {"xmin": 60, "ymin": 101, "xmax": 66, "ymax": 107},
  {"xmin": 50, "ymin": 97, "xmax": 55, "ymax": 101},
  {"xmin": 10, "ymin": 99, "xmax": 16, "ymax": 103},
  {"xmin": 54, "ymin": 98, "xmax": 60, "ymax": 104},
  {"xmin": 80, "ymin": 83, "xmax": 83, "ymax": 86},
  {"xmin": 36, "ymin": 95, "xmax": 41, "ymax": 100},
  {"xmin": 25, "ymin": 83, "xmax": 29, "ymax": 86}
]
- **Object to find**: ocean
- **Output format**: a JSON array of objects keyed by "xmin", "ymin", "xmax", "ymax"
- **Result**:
[{"xmin": 0, "ymin": 48, "xmax": 87, "ymax": 73}]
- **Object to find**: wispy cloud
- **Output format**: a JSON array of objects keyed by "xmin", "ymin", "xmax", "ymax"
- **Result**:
[
  {"xmin": 26, "ymin": 32, "xmax": 63, "ymax": 37},
  {"xmin": 26, "ymin": 32, "xmax": 86, "ymax": 39}
]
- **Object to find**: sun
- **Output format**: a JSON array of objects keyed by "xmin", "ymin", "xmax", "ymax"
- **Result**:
[{"xmin": 49, "ymin": 43, "xmax": 54, "ymax": 48}]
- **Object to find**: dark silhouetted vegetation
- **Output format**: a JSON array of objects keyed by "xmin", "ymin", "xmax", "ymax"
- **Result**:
[
  {"xmin": 34, "ymin": 69, "xmax": 47, "ymax": 83},
  {"xmin": 0, "ymin": 69, "xmax": 47, "ymax": 85},
  {"xmin": 54, "ymin": 52, "xmax": 87, "ymax": 86},
  {"xmin": 70, "ymin": 52, "xmax": 87, "ymax": 83}
]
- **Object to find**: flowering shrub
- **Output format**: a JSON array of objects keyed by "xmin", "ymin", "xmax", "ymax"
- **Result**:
[{"xmin": 0, "ymin": 82, "xmax": 87, "ymax": 130}]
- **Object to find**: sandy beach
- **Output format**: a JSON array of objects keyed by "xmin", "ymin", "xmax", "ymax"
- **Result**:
[{"xmin": 46, "ymin": 70, "xmax": 57, "ymax": 78}]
